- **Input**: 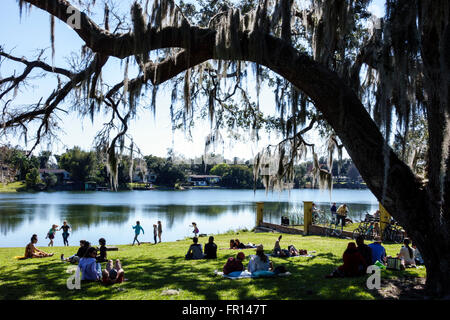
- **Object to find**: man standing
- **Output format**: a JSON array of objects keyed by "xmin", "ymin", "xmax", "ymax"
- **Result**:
[
  {"xmin": 330, "ymin": 203, "xmax": 337, "ymax": 225},
  {"xmin": 336, "ymin": 204, "xmax": 348, "ymax": 227}
]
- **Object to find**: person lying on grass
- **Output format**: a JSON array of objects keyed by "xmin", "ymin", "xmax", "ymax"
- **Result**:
[
  {"xmin": 272, "ymin": 235, "xmax": 300, "ymax": 257},
  {"xmin": 61, "ymin": 240, "xmax": 90, "ymax": 264},
  {"xmin": 24, "ymin": 234, "xmax": 54, "ymax": 258},
  {"xmin": 325, "ymin": 242, "xmax": 366, "ymax": 278},
  {"xmin": 223, "ymin": 252, "xmax": 245, "ymax": 276},
  {"xmin": 78, "ymin": 247, "xmax": 102, "ymax": 281},
  {"xmin": 102, "ymin": 259, "xmax": 125, "ymax": 285},
  {"xmin": 185, "ymin": 237, "xmax": 204, "ymax": 260}
]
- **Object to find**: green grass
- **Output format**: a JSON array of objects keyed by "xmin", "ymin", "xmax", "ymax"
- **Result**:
[
  {"xmin": 0, "ymin": 181, "xmax": 26, "ymax": 193},
  {"xmin": 0, "ymin": 232, "xmax": 426, "ymax": 300}
]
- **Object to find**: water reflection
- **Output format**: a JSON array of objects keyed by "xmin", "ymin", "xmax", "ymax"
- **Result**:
[
  {"xmin": 61, "ymin": 205, "xmax": 133, "ymax": 230},
  {"xmin": 0, "ymin": 189, "xmax": 379, "ymax": 246}
]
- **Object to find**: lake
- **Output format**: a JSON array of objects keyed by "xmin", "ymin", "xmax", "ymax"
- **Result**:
[{"xmin": 0, "ymin": 189, "xmax": 379, "ymax": 247}]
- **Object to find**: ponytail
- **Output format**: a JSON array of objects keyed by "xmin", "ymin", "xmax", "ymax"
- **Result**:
[{"xmin": 404, "ymin": 238, "xmax": 413, "ymax": 259}]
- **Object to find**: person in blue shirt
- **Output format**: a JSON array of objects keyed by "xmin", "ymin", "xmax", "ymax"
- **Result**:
[
  {"xmin": 132, "ymin": 221, "xmax": 145, "ymax": 245},
  {"xmin": 368, "ymin": 236, "xmax": 387, "ymax": 265},
  {"xmin": 78, "ymin": 247, "xmax": 102, "ymax": 281}
]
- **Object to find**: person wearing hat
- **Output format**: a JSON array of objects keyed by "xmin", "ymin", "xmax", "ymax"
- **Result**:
[
  {"xmin": 368, "ymin": 236, "xmax": 387, "ymax": 265},
  {"xmin": 223, "ymin": 252, "xmax": 245, "ymax": 275},
  {"xmin": 248, "ymin": 245, "xmax": 272, "ymax": 274}
]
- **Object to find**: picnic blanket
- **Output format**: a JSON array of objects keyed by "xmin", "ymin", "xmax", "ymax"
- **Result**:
[
  {"xmin": 215, "ymin": 270, "xmax": 291, "ymax": 279},
  {"xmin": 267, "ymin": 254, "xmax": 315, "ymax": 258}
]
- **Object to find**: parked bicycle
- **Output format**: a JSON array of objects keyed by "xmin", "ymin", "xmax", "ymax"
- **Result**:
[
  {"xmin": 382, "ymin": 220, "xmax": 405, "ymax": 243},
  {"xmin": 352, "ymin": 213, "xmax": 379, "ymax": 241}
]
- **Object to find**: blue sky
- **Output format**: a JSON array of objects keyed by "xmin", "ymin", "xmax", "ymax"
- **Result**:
[{"xmin": 0, "ymin": 0, "xmax": 386, "ymax": 160}]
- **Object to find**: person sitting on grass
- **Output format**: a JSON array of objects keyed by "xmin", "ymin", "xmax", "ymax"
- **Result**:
[
  {"xmin": 96, "ymin": 238, "xmax": 108, "ymax": 263},
  {"xmin": 61, "ymin": 240, "xmax": 90, "ymax": 263},
  {"xmin": 229, "ymin": 239, "xmax": 236, "ymax": 249},
  {"xmin": 356, "ymin": 235, "xmax": 372, "ymax": 270},
  {"xmin": 223, "ymin": 252, "xmax": 245, "ymax": 276},
  {"xmin": 412, "ymin": 241, "xmax": 424, "ymax": 265},
  {"xmin": 325, "ymin": 242, "xmax": 366, "ymax": 278},
  {"xmin": 78, "ymin": 247, "xmax": 102, "ymax": 281},
  {"xmin": 397, "ymin": 238, "xmax": 416, "ymax": 268},
  {"xmin": 248, "ymin": 245, "xmax": 273, "ymax": 274},
  {"xmin": 24, "ymin": 234, "xmax": 54, "ymax": 258},
  {"xmin": 368, "ymin": 236, "xmax": 387, "ymax": 265},
  {"xmin": 204, "ymin": 236, "xmax": 217, "ymax": 259},
  {"xmin": 185, "ymin": 237, "xmax": 204, "ymax": 260},
  {"xmin": 102, "ymin": 259, "xmax": 125, "ymax": 284}
]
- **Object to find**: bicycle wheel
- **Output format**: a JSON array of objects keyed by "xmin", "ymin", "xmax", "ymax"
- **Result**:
[
  {"xmin": 393, "ymin": 230, "xmax": 404, "ymax": 243},
  {"xmin": 352, "ymin": 228, "xmax": 361, "ymax": 240}
]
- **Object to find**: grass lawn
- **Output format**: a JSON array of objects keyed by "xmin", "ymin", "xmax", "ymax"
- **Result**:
[
  {"xmin": 0, "ymin": 181, "xmax": 25, "ymax": 193},
  {"xmin": 0, "ymin": 232, "xmax": 426, "ymax": 300}
]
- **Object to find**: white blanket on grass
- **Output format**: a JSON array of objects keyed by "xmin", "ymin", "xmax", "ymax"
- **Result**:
[{"xmin": 215, "ymin": 270, "xmax": 291, "ymax": 279}]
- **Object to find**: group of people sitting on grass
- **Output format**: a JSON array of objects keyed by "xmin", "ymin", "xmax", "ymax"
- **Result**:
[
  {"xmin": 222, "ymin": 245, "xmax": 287, "ymax": 276},
  {"xmin": 24, "ymin": 234, "xmax": 125, "ymax": 285},
  {"xmin": 185, "ymin": 236, "xmax": 218, "ymax": 259},
  {"xmin": 184, "ymin": 236, "xmax": 288, "ymax": 277},
  {"xmin": 326, "ymin": 235, "xmax": 424, "ymax": 278}
]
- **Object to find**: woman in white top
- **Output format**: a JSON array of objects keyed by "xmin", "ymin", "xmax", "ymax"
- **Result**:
[
  {"xmin": 248, "ymin": 245, "xmax": 271, "ymax": 273},
  {"xmin": 397, "ymin": 238, "xmax": 416, "ymax": 267}
]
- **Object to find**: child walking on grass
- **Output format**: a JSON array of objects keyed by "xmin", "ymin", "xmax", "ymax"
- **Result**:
[
  {"xmin": 132, "ymin": 221, "xmax": 144, "ymax": 245},
  {"xmin": 46, "ymin": 224, "xmax": 58, "ymax": 247}
]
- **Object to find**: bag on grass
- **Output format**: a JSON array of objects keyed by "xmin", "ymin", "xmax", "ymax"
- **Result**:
[{"xmin": 386, "ymin": 257, "xmax": 402, "ymax": 270}]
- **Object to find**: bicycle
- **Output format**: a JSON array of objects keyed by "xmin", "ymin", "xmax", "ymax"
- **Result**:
[
  {"xmin": 352, "ymin": 215, "xmax": 379, "ymax": 241},
  {"xmin": 324, "ymin": 214, "xmax": 343, "ymax": 237},
  {"xmin": 382, "ymin": 220, "xmax": 405, "ymax": 243}
]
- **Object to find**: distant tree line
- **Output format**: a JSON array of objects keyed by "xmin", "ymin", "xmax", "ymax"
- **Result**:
[{"xmin": 1, "ymin": 145, "xmax": 364, "ymax": 190}]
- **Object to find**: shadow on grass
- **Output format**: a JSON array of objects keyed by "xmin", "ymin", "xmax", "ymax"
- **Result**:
[{"xmin": 1, "ymin": 243, "xmax": 419, "ymax": 300}]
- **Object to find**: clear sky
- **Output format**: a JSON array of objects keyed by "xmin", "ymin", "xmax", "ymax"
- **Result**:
[{"xmin": 0, "ymin": 0, "xmax": 386, "ymax": 160}]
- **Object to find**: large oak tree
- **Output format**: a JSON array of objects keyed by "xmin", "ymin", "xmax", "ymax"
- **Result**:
[{"xmin": 1, "ymin": 0, "xmax": 449, "ymax": 296}]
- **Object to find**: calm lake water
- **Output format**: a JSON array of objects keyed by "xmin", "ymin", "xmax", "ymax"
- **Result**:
[{"xmin": 0, "ymin": 189, "xmax": 379, "ymax": 247}]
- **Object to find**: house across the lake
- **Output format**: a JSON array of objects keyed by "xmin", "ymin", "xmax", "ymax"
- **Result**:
[
  {"xmin": 132, "ymin": 172, "xmax": 157, "ymax": 183},
  {"xmin": 188, "ymin": 175, "xmax": 221, "ymax": 186},
  {"xmin": 38, "ymin": 169, "xmax": 71, "ymax": 184}
]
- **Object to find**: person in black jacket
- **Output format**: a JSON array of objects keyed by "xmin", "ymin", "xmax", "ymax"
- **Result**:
[
  {"xmin": 204, "ymin": 236, "xmax": 217, "ymax": 259},
  {"xmin": 61, "ymin": 240, "xmax": 91, "ymax": 263},
  {"xmin": 356, "ymin": 235, "xmax": 372, "ymax": 271},
  {"xmin": 96, "ymin": 238, "xmax": 108, "ymax": 262}
]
